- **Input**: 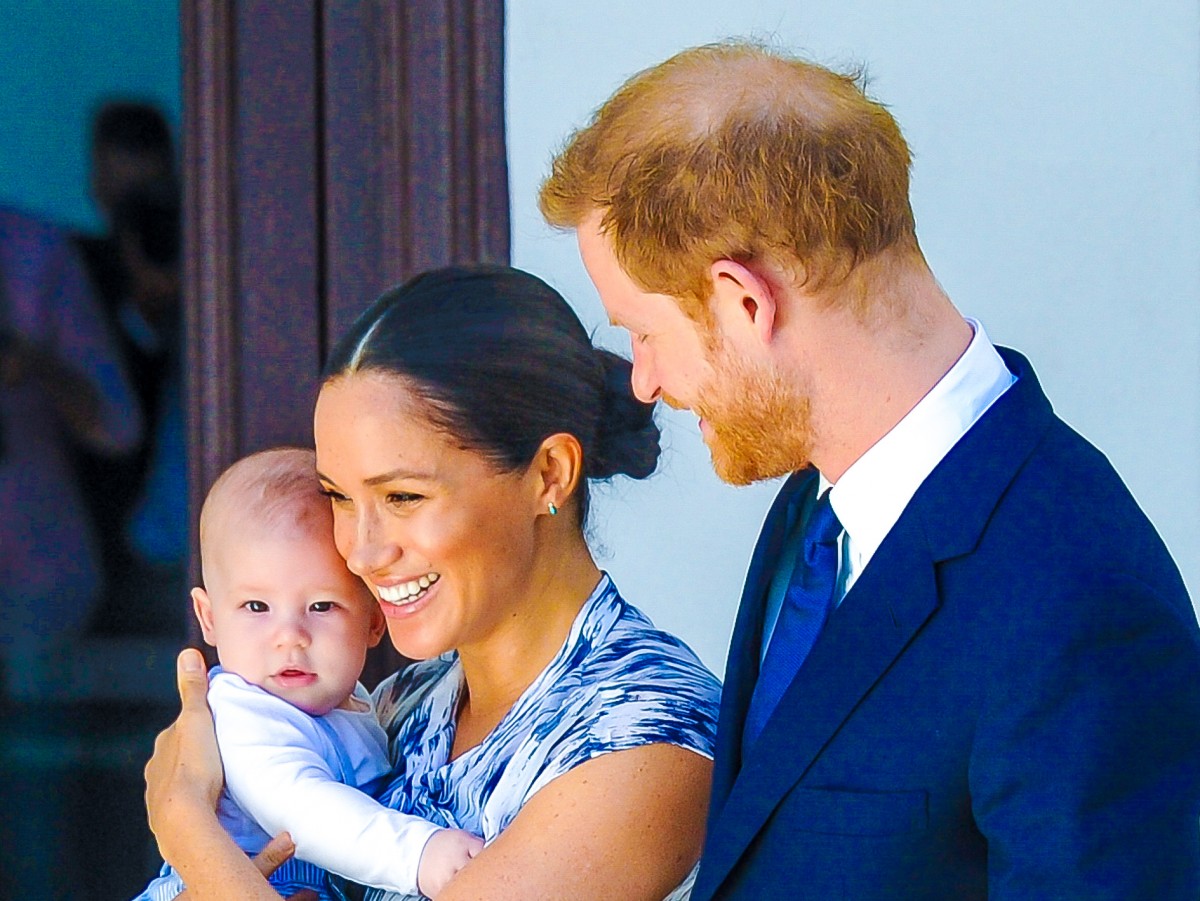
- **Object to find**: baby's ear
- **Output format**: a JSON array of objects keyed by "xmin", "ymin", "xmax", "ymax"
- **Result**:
[
  {"xmin": 366, "ymin": 601, "xmax": 387, "ymax": 647},
  {"xmin": 191, "ymin": 586, "xmax": 218, "ymax": 646}
]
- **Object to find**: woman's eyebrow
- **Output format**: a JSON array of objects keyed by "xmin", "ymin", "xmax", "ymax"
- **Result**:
[
  {"xmin": 364, "ymin": 468, "xmax": 435, "ymax": 486},
  {"xmin": 317, "ymin": 467, "xmax": 436, "ymax": 487}
]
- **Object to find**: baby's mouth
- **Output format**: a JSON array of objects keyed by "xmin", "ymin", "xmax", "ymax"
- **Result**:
[
  {"xmin": 273, "ymin": 668, "xmax": 317, "ymax": 686},
  {"xmin": 378, "ymin": 571, "xmax": 440, "ymax": 606}
]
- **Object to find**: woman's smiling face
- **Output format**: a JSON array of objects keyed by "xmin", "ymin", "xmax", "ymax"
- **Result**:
[{"xmin": 313, "ymin": 371, "xmax": 541, "ymax": 661}]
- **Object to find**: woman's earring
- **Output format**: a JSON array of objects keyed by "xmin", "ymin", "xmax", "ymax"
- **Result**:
[{"xmin": 548, "ymin": 502, "xmax": 559, "ymax": 516}]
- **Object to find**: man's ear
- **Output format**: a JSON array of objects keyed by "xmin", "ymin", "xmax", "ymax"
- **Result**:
[
  {"xmin": 191, "ymin": 586, "xmax": 218, "ymax": 647},
  {"xmin": 529, "ymin": 432, "xmax": 584, "ymax": 519},
  {"xmin": 709, "ymin": 259, "xmax": 778, "ymax": 347}
]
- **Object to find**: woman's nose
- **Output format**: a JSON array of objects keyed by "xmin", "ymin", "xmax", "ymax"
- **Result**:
[{"xmin": 341, "ymin": 510, "xmax": 399, "ymax": 579}]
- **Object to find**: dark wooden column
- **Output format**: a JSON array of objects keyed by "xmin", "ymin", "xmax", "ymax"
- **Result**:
[
  {"xmin": 182, "ymin": 0, "xmax": 326, "ymax": 514},
  {"xmin": 181, "ymin": 1, "xmax": 509, "ymax": 677},
  {"xmin": 323, "ymin": 0, "xmax": 510, "ymax": 338}
]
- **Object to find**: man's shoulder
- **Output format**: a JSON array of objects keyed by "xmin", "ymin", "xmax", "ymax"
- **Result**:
[
  {"xmin": 918, "ymin": 349, "xmax": 1145, "ymax": 555},
  {"xmin": 931, "ymin": 405, "xmax": 1192, "ymax": 627}
]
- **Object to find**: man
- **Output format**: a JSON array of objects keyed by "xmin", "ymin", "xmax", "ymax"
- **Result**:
[
  {"xmin": 71, "ymin": 101, "xmax": 186, "ymax": 632},
  {"xmin": 540, "ymin": 41, "xmax": 1200, "ymax": 899},
  {"xmin": 75, "ymin": 100, "xmax": 176, "ymax": 313}
]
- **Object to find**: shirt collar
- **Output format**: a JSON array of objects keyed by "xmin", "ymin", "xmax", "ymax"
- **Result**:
[{"xmin": 823, "ymin": 318, "xmax": 1015, "ymax": 574}]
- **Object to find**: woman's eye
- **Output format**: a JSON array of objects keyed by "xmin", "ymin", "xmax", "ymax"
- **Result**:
[
  {"xmin": 387, "ymin": 492, "xmax": 423, "ymax": 506},
  {"xmin": 320, "ymin": 486, "xmax": 348, "ymax": 502},
  {"xmin": 243, "ymin": 600, "xmax": 268, "ymax": 613},
  {"xmin": 310, "ymin": 601, "xmax": 335, "ymax": 613}
]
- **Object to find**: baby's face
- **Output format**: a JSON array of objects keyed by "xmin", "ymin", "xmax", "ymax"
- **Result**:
[{"xmin": 193, "ymin": 523, "xmax": 385, "ymax": 716}]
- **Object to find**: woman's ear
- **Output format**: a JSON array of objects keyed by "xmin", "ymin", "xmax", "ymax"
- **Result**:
[
  {"xmin": 191, "ymin": 586, "xmax": 218, "ymax": 647},
  {"xmin": 709, "ymin": 259, "xmax": 779, "ymax": 347},
  {"xmin": 529, "ymin": 432, "xmax": 584, "ymax": 517}
]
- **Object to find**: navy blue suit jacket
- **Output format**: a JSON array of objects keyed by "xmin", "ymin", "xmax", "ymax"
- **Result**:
[{"xmin": 692, "ymin": 348, "xmax": 1200, "ymax": 900}]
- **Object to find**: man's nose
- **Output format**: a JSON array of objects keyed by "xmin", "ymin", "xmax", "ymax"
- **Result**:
[{"xmin": 630, "ymin": 344, "xmax": 662, "ymax": 403}]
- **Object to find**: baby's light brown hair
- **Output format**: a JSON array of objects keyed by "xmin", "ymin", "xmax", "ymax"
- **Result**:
[{"xmin": 198, "ymin": 447, "xmax": 334, "ymax": 586}]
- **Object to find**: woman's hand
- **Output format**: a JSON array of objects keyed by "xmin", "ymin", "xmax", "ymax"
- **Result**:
[
  {"xmin": 173, "ymin": 834, "xmax": 319, "ymax": 901},
  {"xmin": 144, "ymin": 649, "xmax": 315, "ymax": 899},
  {"xmin": 144, "ymin": 648, "xmax": 223, "ymax": 858},
  {"xmin": 252, "ymin": 835, "xmax": 319, "ymax": 901}
]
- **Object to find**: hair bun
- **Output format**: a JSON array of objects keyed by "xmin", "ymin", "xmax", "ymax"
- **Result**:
[{"xmin": 590, "ymin": 349, "xmax": 661, "ymax": 480}]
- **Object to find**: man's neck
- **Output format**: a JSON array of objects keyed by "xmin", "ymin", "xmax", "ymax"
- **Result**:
[{"xmin": 791, "ymin": 258, "xmax": 973, "ymax": 483}]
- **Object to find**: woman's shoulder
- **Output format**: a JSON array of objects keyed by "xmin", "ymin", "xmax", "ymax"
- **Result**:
[
  {"xmin": 582, "ymin": 581, "xmax": 721, "ymax": 699},
  {"xmin": 542, "ymin": 578, "xmax": 721, "ymax": 761}
]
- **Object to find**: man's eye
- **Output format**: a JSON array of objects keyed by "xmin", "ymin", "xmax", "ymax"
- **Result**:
[{"xmin": 243, "ymin": 600, "xmax": 268, "ymax": 613}]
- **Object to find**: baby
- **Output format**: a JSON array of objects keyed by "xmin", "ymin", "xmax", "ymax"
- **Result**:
[{"xmin": 135, "ymin": 448, "xmax": 482, "ymax": 901}]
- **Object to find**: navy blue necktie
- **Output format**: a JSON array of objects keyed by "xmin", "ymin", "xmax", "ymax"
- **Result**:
[{"xmin": 743, "ymin": 489, "xmax": 843, "ymax": 750}]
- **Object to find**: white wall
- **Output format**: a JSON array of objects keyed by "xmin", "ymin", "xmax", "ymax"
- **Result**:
[{"xmin": 507, "ymin": 1, "xmax": 1200, "ymax": 675}]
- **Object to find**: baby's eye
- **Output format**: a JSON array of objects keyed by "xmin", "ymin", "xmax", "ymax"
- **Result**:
[
  {"xmin": 310, "ymin": 601, "xmax": 336, "ymax": 613},
  {"xmin": 243, "ymin": 600, "xmax": 268, "ymax": 613}
]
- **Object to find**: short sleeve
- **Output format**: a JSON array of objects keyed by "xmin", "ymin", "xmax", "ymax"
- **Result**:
[{"xmin": 527, "ymin": 626, "xmax": 720, "ymax": 799}]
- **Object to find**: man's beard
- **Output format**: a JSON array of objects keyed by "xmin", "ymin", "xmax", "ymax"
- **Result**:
[{"xmin": 670, "ymin": 350, "xmax": 815, "ymax": 487}]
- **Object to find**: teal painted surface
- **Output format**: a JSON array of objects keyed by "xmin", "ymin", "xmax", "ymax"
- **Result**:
[{"xmin": 0, "ymin": 0, "xmax": 181, "ymax": 231}]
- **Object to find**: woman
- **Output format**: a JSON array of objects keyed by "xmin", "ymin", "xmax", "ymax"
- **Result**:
[{"xmin": 145, "ymin": 265, "xmax": 720, "ymax": 900}]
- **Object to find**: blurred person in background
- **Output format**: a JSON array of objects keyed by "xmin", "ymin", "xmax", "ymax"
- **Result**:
[
  {"xmin": 71, "ymin": 100, "xmax": 186, "ymax": 633},
  {"xmin": 0, "ymin": 203, "xmax": 141, "ymax": 695},
  {"xmin": 74, "ymin": 100, "xmax": 176, "ymax": 311}
]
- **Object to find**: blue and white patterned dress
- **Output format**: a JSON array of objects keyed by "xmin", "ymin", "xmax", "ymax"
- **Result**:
[{"xmin": 340, "ymin": 573, "xmax": 720, "ymax": 901}]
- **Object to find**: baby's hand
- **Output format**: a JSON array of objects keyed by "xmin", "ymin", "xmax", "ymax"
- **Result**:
[{"xmin": 417, "ymin": 828, "xmax": 484, "ymax": 899}]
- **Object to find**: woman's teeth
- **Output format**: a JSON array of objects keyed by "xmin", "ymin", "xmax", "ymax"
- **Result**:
[{"xmin": 378, "ymin": 572, "xmax": 440, "ymax": 605}]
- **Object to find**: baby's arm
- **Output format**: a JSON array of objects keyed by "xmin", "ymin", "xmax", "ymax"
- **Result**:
[
  {"xmin": 417, "ymin": 829, "xmax": 484, "ymax": 898},
  {"xmin": 211, "ymin": 678, "xmax": 478, "ymax": 896}
]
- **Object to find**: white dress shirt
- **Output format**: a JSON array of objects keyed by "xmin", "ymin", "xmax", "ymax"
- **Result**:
[{"xmin": 761, "ymin": 319, "xmax": 1015, "ymax": 658}]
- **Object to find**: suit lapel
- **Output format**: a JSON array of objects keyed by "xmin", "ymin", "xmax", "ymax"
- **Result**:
[
  {"xmin": 699, "ymin": 512, "xmax": 941, "ymax": 894},
  {"xmin": 695, "ymin": 347, "xmax": 1056, "ymax": 900},
  {"xmin": 710, "ymin": 469, "xmax": 818, "ymax": 810}
]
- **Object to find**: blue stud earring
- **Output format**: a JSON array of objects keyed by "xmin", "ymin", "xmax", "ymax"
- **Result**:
[{"xmin": 548, "ymin": 502, "xmax": 559, "ymax": 516}]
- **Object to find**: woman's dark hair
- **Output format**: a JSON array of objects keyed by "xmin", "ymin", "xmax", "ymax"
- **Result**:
[{"xmin": 322, "ymin": 265, "xmax": 660, "ymax": 522}]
